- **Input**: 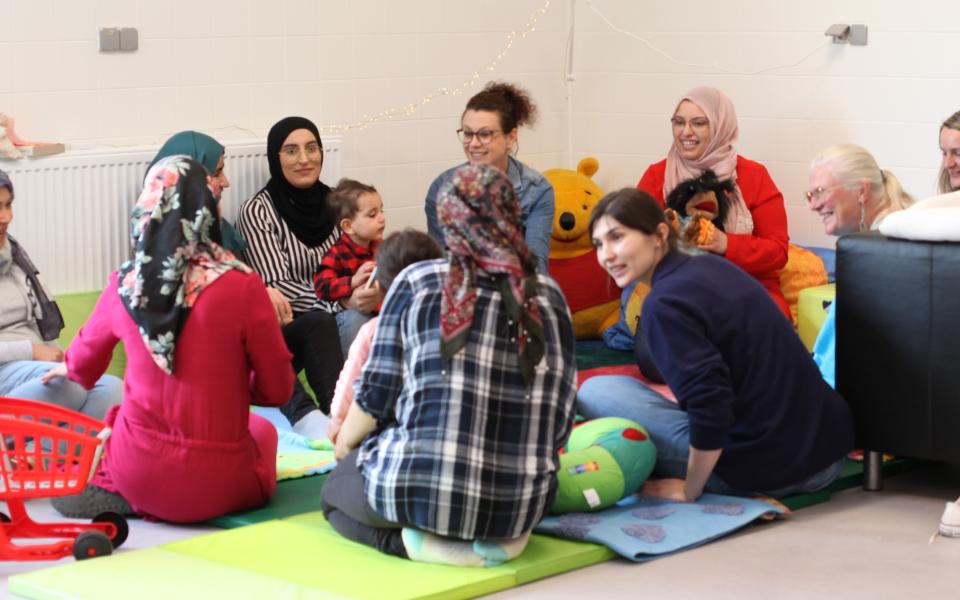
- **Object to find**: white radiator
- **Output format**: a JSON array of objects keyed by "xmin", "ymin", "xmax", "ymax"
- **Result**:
[{"xmin": 2, "ymin": 136, "xmax": 342, "ymax": 294}]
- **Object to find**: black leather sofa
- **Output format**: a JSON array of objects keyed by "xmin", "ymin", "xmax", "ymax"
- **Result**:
[{"xmin": 836, "ymin": 232, "xmax": 960, "ymax": 490}]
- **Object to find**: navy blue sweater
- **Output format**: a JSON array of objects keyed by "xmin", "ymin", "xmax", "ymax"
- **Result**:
[{"xmin": 642, "ymin": 251, "xmax": 853, "ymax": 491}]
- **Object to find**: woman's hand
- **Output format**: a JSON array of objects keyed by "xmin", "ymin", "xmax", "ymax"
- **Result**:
[
  {"xmin": 697, "ymin": 228, "xmax": 728, "ymax": 255},
  {"xmin": 32, "ymin": 343, "xmax": 64, "ymax": 362},
  {"xmin": 342, "ymin": 285, "xmax": 382, "ymax": 315},
  {"xmin": 265, "ymin": 287, "xmax": 294, "ymax": 326},
  {"xmin": 641, "ymin": 478, "xmax": 695, "ymax": 502},
  {"xmin": 40, "ymin": 362, "xmax": 68, "ymax": 384}
]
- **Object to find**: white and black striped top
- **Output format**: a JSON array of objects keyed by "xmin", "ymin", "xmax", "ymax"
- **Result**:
[{"xmin": 236, "ymin": 189, "xmax": 341, "ymax": 315}]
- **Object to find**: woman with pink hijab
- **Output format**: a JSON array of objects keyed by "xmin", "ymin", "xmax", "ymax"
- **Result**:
[{"xmin": 637, "ymin": 87, "xmax": 790, "ymax": 317}]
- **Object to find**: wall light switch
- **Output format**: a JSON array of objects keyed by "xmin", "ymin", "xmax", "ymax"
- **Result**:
[
  {"xmin": 119, "ymin": 27, "xmax": 139, "ymax": 51},
  {"xmin": 99, "ymin": 27, "xmax": 120, "ymax": 52}
]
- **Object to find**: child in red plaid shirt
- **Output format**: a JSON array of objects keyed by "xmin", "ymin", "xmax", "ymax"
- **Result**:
[{"xmin": 314, "ymin": 179, "xmax": 386, "ymax": 354}]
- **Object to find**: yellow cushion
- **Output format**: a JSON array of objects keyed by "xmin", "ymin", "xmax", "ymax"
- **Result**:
[{"xmin": 797, "ymin": 284, "xmax": 835, "ymax": 352}]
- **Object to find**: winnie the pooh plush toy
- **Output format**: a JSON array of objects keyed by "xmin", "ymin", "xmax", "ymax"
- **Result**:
[{"xmin": 545, "ymin": 158, "xmax": 621, "ymax": 339}]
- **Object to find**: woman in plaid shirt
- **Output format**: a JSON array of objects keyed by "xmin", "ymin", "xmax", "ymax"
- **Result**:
[{"xmin": 321, "ymin": 164, "xmax": 577, "ymax": 567}]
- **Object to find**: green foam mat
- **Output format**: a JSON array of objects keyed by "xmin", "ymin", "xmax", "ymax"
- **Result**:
[
  {"xmin": 11, "ymin": 513, "xmax": 614, "ymax": 600},
  {"xmin": 205, "ymin": 472, "xmax": 329, "ymax": 528},
  {"xmin": 574, "ymin": 340, "xmax": 632, "ymax": 371},
  {"xmin": 56, "ymin": 291, "xmax": 126, "ymax": 379}
]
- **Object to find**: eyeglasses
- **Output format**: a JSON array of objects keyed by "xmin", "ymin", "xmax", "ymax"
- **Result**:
[
  {"xmin": 457, "ymin": 129, "xmax": 501, "ymax": 145},
  {"xmin": 279, "ymin": 143, "xmax": 322, "ymax": 160},
  {"xmin": 804, "ymin": 184, "xmax": 849, "ymax": 203},
  {"xmin": 670, "ymin": 116, "xmax": 709, "ymax": 130}
]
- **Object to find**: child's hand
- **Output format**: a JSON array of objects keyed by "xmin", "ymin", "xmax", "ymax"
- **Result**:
[{"xmin": 350, "ymin": 261, "xmax": 376, "ymax": 289}]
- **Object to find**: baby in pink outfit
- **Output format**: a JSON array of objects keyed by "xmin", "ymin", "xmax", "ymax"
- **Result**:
[{"xmin": 328, "ymin": 229, "xmax": 442, "ymax": 443}]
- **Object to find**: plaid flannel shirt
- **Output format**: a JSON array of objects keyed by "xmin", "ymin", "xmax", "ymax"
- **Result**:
[
  {"xmin": 354, "ymin": 259, "xmax": 578, "ymax": 540},
  {"xmin": 313, "ymin": 234, "xmax": 379, "ymax": 302}
]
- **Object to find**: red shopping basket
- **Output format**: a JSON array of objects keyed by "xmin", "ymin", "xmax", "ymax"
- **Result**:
[{"xmin": 0, "ymin": 397, "xmax": 127, "ymax": 561}]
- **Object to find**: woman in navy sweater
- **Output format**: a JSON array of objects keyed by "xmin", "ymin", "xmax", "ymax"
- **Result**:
[{"xmin": 580, "ymin": 188, "xmax": 854, "ymax": 501}]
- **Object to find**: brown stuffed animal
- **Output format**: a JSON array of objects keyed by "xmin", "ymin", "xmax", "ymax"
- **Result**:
[{"xmin": 664, "ymin": 169, "xmax": 733, "ymax": 252}]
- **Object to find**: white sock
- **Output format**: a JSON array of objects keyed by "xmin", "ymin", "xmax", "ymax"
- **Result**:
[{"xmin": 292, "ymin": 410, "xmax": 331, "ymax": 441}]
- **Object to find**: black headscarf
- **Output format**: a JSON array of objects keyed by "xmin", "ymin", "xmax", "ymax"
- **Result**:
[{"xmin": 264, "ymin": 116, "xmax": 335, "ymax": 248}]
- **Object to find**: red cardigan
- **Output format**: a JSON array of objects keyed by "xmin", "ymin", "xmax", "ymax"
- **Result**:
[{"xmin": 637, "ymin": 156, "xmax": 790, "ymax": 318}]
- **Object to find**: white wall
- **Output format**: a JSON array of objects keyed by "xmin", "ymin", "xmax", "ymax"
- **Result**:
[
  {"xmin": 0, "ymin": 0, "xmax": 569, "ymax": 234},
  {"xmin": 3, "ymin": 0, "xmax": 959, "ymax": 247},
  {"xmin": 571, "ymin": 0, "xmax": 960, "ymax": 247}
]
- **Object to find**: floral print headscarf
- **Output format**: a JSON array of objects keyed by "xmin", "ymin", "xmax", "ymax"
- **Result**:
[
  {"xmin": 437, "ymin": 163, "xmax": 545, "ymax": 383},
  {"xmin": 118, "ymin": 156, "xmax": 250, "ymax": 374}
]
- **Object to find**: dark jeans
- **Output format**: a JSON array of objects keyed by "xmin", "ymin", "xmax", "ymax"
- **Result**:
[
  {"xmin": 279, "ymin": 310, "xmax": 344, "ymax": 422},
  {"xmin": 320, "ymin": 449, "xmax": 408, "ymax": 558}
]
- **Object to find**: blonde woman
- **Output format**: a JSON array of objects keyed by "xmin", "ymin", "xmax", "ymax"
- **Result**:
[
  {"xmin": 938, "ymin": 110, "xmax": 960, "ymax": 194},
  {"xmin": 806, "ymin": 144, "xmax": 915, "ymax": 387}
]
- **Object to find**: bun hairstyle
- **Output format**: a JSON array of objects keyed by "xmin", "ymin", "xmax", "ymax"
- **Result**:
[{"xmin": 464, "ymin": 81, "xmax": 538, "ymax": 133}]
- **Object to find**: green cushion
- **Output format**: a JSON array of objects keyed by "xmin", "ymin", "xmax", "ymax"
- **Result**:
[
  {"xmin": 55, "ymin": 291, "xmax": 126, "ymax": 379},
  {"xmin": 206, "ymin": 473, "xmax": 329, "ymax": 528},
  {"xmin": 10, "ymin": 513, "xmax": 614, "ymax": 600}
]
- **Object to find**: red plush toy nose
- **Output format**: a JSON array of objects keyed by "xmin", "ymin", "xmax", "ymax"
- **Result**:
[{"xmin": 622, "ymin": 428, "xmax": 647, "ymax": 441}]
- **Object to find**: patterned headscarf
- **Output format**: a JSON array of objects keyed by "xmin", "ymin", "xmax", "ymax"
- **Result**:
[
  {"xmin": 117, "ymin": 156, "xmax": 250, "ymax": 374},
  {"xmin": 664, "ymin": 86, "xmax": 754, "ymax": 234},
  {"xmin": 437, "ymin": 164, "xmax": 545, "ymax": 382}
]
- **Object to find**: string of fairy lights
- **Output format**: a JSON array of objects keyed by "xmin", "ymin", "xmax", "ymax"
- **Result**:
[{"xmin": 318, "ymin": 0, "xmax": 552, "ymax": 134}]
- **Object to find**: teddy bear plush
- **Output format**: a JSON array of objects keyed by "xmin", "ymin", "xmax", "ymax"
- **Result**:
[
  {"xmin": 664, "ymin": 169, "xmax": 734, "ymax": 253},
  {"xmin": 544, "ymin": 158, "xmax": 621, "ymax": 339}
]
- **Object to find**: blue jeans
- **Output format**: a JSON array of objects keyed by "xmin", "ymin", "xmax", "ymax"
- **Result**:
[
  {"xmin": 577, "ymin": 375, "xmax": 845, "ymax": 497},
  {"xmin": 336, "ymin": 309, "xmax": 372, "ymax": 358},
  {"xmin": 0, "ymin": 360, "xmax": 123, "ymax": 421}
]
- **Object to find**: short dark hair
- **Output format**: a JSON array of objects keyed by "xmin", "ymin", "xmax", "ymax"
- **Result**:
[
  {"xmin": 328, "ymin": 178, "xmax": 377, "ymax": 222},
  {"xmin": 589, "ymin": 188, "xmax": 677, "ymax": 252},
  {"xmin": 375, "ymin": 229, "xmax": 442, "ymax": 290},
  {"xmin": 464, "ymin": 81, "xmax": 537, "ymax": 133}
]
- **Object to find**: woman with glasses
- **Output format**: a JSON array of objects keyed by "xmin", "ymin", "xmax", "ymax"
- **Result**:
[
  {"xmin": 807, "ymin": 144, "xmax": 914, "ymax": 387},
  {"xmin": 237, "ymin": 117, "xmax": 364, "ymax": 438},
  {"xmin": 424, "ymin": 82, "xmax": 554, "ymax": 272},
  {"xmin": 637, "ymin": 87, "xmax": 791, "ymax": 318},
  {"xmin": 938, "ymin": 110, "xmax": 960, "ymax": 194}
]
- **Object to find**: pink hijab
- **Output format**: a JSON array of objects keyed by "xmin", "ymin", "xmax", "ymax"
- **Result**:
[{"xmin": 664, "ymin": 87, "xmax": 753, "ymax": 233}]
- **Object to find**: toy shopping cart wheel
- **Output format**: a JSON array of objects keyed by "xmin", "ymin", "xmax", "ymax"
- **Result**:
[{"xmin": 0, "ymin": 396, "xmax": 127, "ymax": 561}]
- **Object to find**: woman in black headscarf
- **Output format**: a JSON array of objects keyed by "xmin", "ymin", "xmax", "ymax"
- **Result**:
[{"xmin": 238, "ymin": 117, "xmax": 376, "ymax": 437}]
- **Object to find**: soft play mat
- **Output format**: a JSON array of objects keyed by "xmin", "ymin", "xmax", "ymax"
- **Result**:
[
  {"xmin": 537, "ymin": 493, "xmax": 784, "ymax": 561},
  {"xmin": 9, "ymin": 512, "xmax": 615, "ymax": 600}
]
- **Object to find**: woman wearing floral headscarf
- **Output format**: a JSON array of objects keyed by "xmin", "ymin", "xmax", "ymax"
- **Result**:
[
  {"xmin": 322, "ymin": 164, "xmax": 577, "ymax": 567},
  {"xmin": 49, "ymin": 157, "xmax": 294, "ymax": 523},
  {"xmin": 637, "ymin": 86, "xmax": 790, "ymax": 317}
]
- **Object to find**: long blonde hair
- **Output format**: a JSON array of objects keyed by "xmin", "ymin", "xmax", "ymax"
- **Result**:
[
  {"xmin": 810, "ymin": 144, "xmax": 915, "ymax": 229},
  {"xmin": 939, "ymin": 110, "xmax": 960, "ymax": 194}
]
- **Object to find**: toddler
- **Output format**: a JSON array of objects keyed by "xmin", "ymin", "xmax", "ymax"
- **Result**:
[
  {"xmin": 328, "ymin": 229, "xmax": 441, "ymax": 443},
  {"xmin": 314, "ymin": 179, "xmax": 386, "ymax": 355}
]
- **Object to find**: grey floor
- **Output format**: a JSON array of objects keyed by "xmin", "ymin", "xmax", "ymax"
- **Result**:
[{"xmin": 2, "ymin": 463, "xmax": 960, "ymax": 599}]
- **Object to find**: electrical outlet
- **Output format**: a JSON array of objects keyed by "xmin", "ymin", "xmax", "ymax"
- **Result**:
[
  {"xmin": 119, "ymin": 27, "xmax": 139, "ymax": 51},
  {"xmin": 98, "ymin": 27, "xmax": 120, "ymax": 52}
]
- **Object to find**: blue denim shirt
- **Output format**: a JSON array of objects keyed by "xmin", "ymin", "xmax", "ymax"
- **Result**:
[{"xmin": 424, "ymin": 156, "xmax": 555, "ymax": 273}]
